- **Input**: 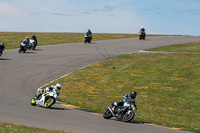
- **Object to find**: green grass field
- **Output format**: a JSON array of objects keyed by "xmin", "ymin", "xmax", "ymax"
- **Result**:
[
  {"xmin": 147, "ymin": 41, "xmax": 200, "ymax": 52},
  {"xmin": 46, "ymin": 42, "xmax": 200, "ymax": 132}
]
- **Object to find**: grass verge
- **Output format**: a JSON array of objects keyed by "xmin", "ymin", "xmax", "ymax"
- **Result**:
[
  {"xmin": 0, "ymin": 122, "xmax": 73, "ymax": 133},
  {"xmin": 46, "ymin": 42, "xmax": 200, "ymax": 132},
  {"xmin": 147, "ymin": 41, "xmax": 200, "ymax": 52}
]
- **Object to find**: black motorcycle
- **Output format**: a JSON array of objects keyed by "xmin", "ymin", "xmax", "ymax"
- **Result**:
[
  {"xmin": 0, "ymin": 44, "xmax": 5, "ymax": 56},
  {"xmin": 84, "ymin": 34, "xmax": 92, "ymax": 43},
  {"xmin": 139, "ymin": 31, "xmax": 146, "ymax": 40},
  {"xmin": 103, "ymin": 101, "xmax": 136, "ymax": 122},
  {"xmin": 0, "ymin": 49, "xmax": 3, "ymax": 56}
]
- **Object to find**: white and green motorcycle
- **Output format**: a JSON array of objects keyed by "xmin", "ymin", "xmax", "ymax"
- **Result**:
[{"xmin": 30, "ymin": 91, "xmax": 58, "ymax": 108}]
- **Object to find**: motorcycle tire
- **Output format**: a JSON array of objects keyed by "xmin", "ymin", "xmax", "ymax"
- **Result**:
[
  {"xmin": 122, "ymin": 111, "xmax": 134, "ymax": 122},
  {"xmin": 44, "ymin": 96, "xmax": 55, "ymax": 108},
  {"xmin": 19, "ymin": 49, "xmax": 21, "ymax": 53},
  {"xmin": 103, "ymin": 109, "xmax": 113, "ymax": 119},
  {"xmin": 30, "ymin": 97, "xmax": 37, "ymax": 106}
]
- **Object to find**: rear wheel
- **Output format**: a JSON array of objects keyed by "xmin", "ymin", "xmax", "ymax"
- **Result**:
[
  {"xmin": 30, "ymin": 97, "xmax": 36, "ymax": 106},
  {"xmin": 44, "ymin": 97, "xmax": 55, "ymax": 108},
  {"xmin": 122, "ymin": 110, "xmax": 134, "ymax": 122},
  {"xmin": 103, "ymin": 109, "xmax": 113, "ymax": 119}
]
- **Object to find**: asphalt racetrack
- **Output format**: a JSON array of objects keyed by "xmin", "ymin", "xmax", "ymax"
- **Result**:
[{"xmin": 1, "ymin": 36, "xmax": 200, "ymax": 133}]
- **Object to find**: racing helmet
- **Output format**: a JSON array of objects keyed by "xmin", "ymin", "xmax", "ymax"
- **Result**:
[
  {"xmin": 0, "ymin": 42, "xmax": 4, "ymax": 46},
  {"xmin": 56, "ymin": 83, "xmax": 61, "ymax": 90},
  {"xmin": 130, "ymin": 91, "xmax": 137, "ymax": 99}
]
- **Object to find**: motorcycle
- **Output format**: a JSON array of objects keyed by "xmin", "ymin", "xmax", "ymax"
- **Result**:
[
  {"xmin": 19, "ymin": 41, "xmax": 27, "ymax": 53},
  {"xmin": 0, "ymin": 49, "xmax": 4, "ymax": 57},
  {"xmin": 29, "ymin": 39, "xmax": 37, "ymax": 50},
  {"xmin": 84, "ymin": 34, "xmax": 92, "ymax": 43},
  {"xmin": 103, "ymin": 101, "xmax": 136, "ymax": 122},
  {"xmin": 0, "ymin": 50, "xmax": 2, "ymax": 57},
  {"xmin": 30, "ymin": 91, "xmax": 58, "ymax": 108},
  {"xmin": 139, "ymin": 31, "xmax": 146, "ymax": 40},
  {"xmin": 0, "ymin": 44, "xmax": 5, "ymax": 57}
]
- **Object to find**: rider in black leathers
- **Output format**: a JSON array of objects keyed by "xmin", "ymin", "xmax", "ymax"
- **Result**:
[
  {"xmin": 140, "ymin": 26, "xmax": 145, "ymax": 32},
  {"xmin": 0, "ymin": 42, "xmax": 5, "ymax": 55},
  {"xmin": 86, "ymin": 29, "xmax": 92, "ymax": 38}
]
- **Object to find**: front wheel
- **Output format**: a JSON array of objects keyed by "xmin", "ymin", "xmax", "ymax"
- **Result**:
[
  {"xmin": 103, "ymin": 109, "xmax": 113, "ymax": 119},
  {"xmin": 44, "ymin": 97, "xmax": 55, "ymax": 108},
  {"xmin": 122, "ymin": 110, "xmax": 134, "ymax": 122},
  {"xmin": 30, "ymin": 97, "xmax": 36, "ymax": 106}
]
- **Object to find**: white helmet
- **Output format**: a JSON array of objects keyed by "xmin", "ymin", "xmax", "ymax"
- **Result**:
[
  {"xmin": 56, "ymin": 83, "xmax": 61, "ymax": 90},
  {"xmin": 141, "ymin": 26, "xmax": 144, "ymax": 28}
]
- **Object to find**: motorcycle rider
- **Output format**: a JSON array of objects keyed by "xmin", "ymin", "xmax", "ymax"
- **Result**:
[
  {"xmin": 85, "ymin": 29, "xmax": 92, "ymax": 38},
  {"xmin": 31, "ymin": 34, "xmax": 37, "ymax": 46},
  {"xmin": 112, "ymin": 91, "xmax": 137, "ymax": 111},
  {"xmin": 36, "ymin": 83, "xmax": 61, "ymax": 100},
  {"xmin": 140, "ymin": 26, "xmax": 145, "ymax": 32},
  {"xmin": 0, "ymin": 42, "xmax": 5, "ymax": 55},
  {"xmin": 24, "ymin": 37, "xmax": 30, "ymax": 48}
]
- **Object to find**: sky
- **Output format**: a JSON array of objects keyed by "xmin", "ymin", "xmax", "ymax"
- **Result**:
[{"xmin": 0, "ymin": 0, "xmax": 200, "ymax": 36}]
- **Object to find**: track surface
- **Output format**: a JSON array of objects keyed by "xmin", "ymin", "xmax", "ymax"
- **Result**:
[{"xmin": 1, "ymin": 36, "xmax": 200, "ymax": 133}]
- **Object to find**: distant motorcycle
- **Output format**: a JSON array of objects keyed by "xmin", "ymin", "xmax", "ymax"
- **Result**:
[
  {"xmin": 139, "ymin": 31, "xmax": 145, "ymax": 40},
  {"xmin": 19, "ymin": 41, "xmax": 27, "ymax": 53},
  {"xmin": 30, "ymin": 39, "xmax": 37, "ymax": 50},
  {"xmin": 0, "ymin": 50, "xmax": 3, "ymax": 57},
  {"xmin": 30, "ymin": 91, "xmax": 58, "ymax": 108},
  {"xmin": 103, "ymin": 101, "xmax": 136, "ymax": 122},
  {"xmin": 0, "ymin": 43, "xmax": 5, "ymax": 56},
  {"xmin": 19, "ymin": 39, "xmax": 36, "ymax": 53},
  {"xmin": 0, "ymin": 49, "xmax": 4, "ymax": 57},
  {"xmin": 84, "ymin": 34, "xmax": 92, "ymax": 43}
]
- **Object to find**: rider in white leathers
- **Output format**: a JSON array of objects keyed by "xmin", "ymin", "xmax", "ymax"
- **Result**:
[{"xmin": 36, "ymin": 83, "xmax": 61, "ymax": 100}]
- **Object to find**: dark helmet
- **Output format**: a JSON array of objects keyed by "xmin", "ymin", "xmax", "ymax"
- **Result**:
[
  {"xmin": 49, "ymin": 86, "xmax": 54, "ymax": 91},
  {"xmin": 32, "ymin": 34, "xmax": 35, "ymax": 37},
  {"xmin": 130, "ymin": 91, "xmax": 137, "ymax": 99}
]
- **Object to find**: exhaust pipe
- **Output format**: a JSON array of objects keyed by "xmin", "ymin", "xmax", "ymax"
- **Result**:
[{"xmin": 108, "ymin": 107, "xmax": 115, "ymax": 116}]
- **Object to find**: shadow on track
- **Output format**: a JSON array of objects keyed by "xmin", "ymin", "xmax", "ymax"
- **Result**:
[
  {"xmin": 0, "ymin": 58, "xmax": 11, "ymax": 60},
  {"xmin": 85, "ymin": 42, "xmax": 96, "ymax": 44},
  {"xmin": 108, "ymin": 118, "xmax": 146, "ymax": 125},
  {"xmin": 34, "ymin": 49, "xmax": 42, "ymax": 51},
  {"xmin": 130, "ymin": 120, "xmax": 146, "ymax": 124},
  {"xmin": 20, "ymin": 51, "xmax": 36, "ymax": 54},
  {"xmin": 47, "ymin": 106, "xmax": 69, "ymax": 110}
]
